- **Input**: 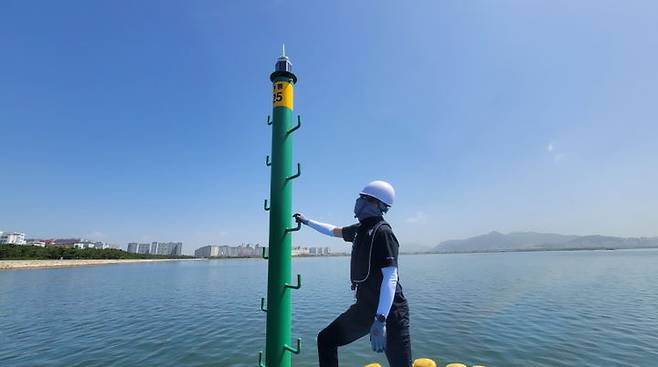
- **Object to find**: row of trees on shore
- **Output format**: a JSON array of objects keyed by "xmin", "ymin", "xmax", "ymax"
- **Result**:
[{"xmin": 0, "ymin": 245, "xmax": 192, "ymax": 260}]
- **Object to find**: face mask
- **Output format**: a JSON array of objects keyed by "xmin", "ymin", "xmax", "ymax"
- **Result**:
[
  {"xmin": 354, "ymin": 197, "xmax": 367, "ymax": 218},
  {"xmin": 354, "ymin": 197, "xmax": 384, "ymax": 221}
]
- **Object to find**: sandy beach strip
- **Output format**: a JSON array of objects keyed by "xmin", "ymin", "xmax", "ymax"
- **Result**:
[{"xmin": 0, "ymin": 258, "xmax": 199, "ymax": 270}]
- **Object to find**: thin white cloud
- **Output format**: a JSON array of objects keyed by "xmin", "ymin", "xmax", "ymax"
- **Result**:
[
  {"xmin": 405, "ymin": 211, "xmax": 427, "ymax": 224},
  {"xmin": 547, "ymin": 142, "xmax": 567, "ymax": 163}
]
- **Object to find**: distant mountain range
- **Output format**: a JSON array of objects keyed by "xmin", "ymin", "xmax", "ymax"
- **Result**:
[{"xmin": 433, "ymin": 231, "xmax": 658, "ymax": 253}]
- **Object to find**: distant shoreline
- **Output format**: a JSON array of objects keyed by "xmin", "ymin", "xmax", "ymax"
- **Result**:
[
  {"xmin": 0, "ymin": 258, "xmax": 201, "ymax": 271},
  {"xmin": 4, "ymin": 247, "xmax": 656, "ymax": 270},
  {"xmin": 407, "ymin": 246, "xmax": 658, "ymax": 256}
]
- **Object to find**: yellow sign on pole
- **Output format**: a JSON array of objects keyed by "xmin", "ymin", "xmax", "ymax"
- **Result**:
[{"xmin": 272, "ymin": 81, "xmax": 294, "ymax": 109}]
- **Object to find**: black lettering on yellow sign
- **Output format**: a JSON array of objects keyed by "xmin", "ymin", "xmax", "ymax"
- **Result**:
[{"xmin": 272, "ymin": 81, "xmax": 293, "ymax": 108}]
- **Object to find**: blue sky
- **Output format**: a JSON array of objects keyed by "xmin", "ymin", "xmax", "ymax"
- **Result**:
[{"xmin": 2, "ymin": 1, "xmax": 657, "ymax": 253}]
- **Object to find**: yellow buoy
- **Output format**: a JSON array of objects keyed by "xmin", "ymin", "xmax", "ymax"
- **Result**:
[
  {"xmin": 413, "ymin": 358, "xmax": 437, "ymax": 367},
  {"xmin": 366, "ymin": 359, "xmax": 482, "ymax": 367}
]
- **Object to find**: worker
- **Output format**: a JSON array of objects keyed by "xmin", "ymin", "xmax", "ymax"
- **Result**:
[{"xmin": 294, "ymin": 180, "xmax": 412, "ymax": 367}]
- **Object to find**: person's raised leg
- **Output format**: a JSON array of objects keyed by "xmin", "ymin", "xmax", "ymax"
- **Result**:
[
  {"xmin": 384, "ymin": 305, "xmax": 412, "ymax": 367},
  {"xmin": 318, "ymin": 303, "xmax": 371, "ymax": 367}
]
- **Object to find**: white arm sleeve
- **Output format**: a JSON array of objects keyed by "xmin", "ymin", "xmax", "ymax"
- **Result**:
[
  {"xmin": 376, "ymin": 266, "xmax": 398, "ymax": 318},
  {"xmin": 305, "ymin": 219, "xmax": 337, "ymax": 237}
]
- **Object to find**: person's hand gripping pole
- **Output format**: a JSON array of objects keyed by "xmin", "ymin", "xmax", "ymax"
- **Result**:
[{"xmin": 293, "ymin": 213, "xmax": 338, "ymax": 237}]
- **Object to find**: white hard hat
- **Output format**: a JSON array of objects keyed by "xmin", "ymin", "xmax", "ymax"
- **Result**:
[{"xmin": 360, "ymin": 180, "xmax": 395, "ymax": 207}]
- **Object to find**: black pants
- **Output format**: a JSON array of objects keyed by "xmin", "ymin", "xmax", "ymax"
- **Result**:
[{"xmin": 317, "ymin": 301, "xmax": 412, "ymax": 367}]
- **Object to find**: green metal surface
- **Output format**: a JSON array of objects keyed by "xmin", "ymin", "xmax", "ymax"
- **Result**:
[{"xmin": 260, "ymin": 58, "xmax": 302, "ymax": 367}]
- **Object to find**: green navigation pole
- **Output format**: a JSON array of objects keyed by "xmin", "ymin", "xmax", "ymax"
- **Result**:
[{"xmin": 259, "ymin": 45, "xmax": 302, "ymax": 367}]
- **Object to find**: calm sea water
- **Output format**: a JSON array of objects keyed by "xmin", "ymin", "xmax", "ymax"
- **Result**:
[{"xmin": 1, "ymin": 250, "xmax": 657, "ymax": 367}]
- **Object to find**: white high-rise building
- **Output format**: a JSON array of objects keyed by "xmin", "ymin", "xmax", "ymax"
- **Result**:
[
  {"xmin": 150, "ymin": 242, "xmax": 183, "ymax": 256},
  {"xmin": 292, "ymin": 246, "xmax": 310, "ymax": 256},
  {"xmin": 127, "ymin": 243, "xmax": 151, "ymax": 254},
  {"xmin": 128, "ymin": 241, "xmax": 182, "ymax": 255},
  {"xmin": 195, "ymin": 245, "xmax": 221, "ymax": 258},
  {"xmin": 0, "ymin": 232, "xmax": 26, "ymax": 245}
]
